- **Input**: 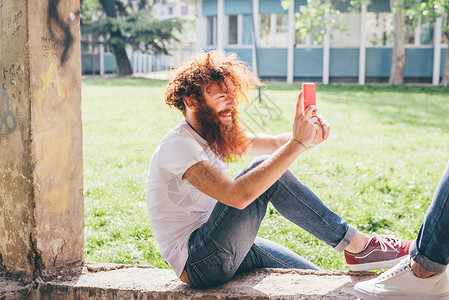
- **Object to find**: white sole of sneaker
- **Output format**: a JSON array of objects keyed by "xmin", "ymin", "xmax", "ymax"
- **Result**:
[
  {"xmin": 354, "ymin": 289, "xmax": 449, "ymax": 300},
  {"xmin": 347, "ymin": 256, "xmax": 408, "ymax": 271}
]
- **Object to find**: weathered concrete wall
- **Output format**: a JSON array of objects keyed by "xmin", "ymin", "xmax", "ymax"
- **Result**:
[
  {"xmin": 0, "ymin": 0, "xmax": 35, "ymax": 277},
  {"xmin": 28, "ymin": 0, "xmax": 84, "ymax": 278},
  {"xmin": 0, "ymin": 0, "xmax": 83, "ymax": 279}
]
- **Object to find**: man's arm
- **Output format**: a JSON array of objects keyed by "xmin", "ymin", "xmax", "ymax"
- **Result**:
[
  {"xmin": 184, "ymin": 91, "xmax": 329, "ymax": 210},
  {"xmin": 246, "ymin": 132, "xmax": 291, "ymax": 156},
  {"xmin": 184, "ymin": 137, "xmax": 306, "ymax": 210}
]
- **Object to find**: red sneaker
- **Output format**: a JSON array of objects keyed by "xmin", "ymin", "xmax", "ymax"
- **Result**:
[{"xmin": 344, "ymin": 233, "xmax": 412, "ymax": 271}]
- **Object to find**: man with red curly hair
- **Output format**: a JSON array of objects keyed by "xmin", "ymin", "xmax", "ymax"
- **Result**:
[{"xmin": 146, "ymin": 51, "xmax": 411, "ymax": 288}]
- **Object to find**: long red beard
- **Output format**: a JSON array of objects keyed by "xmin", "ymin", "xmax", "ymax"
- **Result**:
[{"xmin": 195, "ymin": 102, "xmax": 248, "ymax": 162}]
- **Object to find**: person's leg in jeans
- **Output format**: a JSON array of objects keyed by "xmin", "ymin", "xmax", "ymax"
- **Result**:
[
  {"xmin": 184, "ymin": 156, "xmax": 356, "ymax": 288},
  {"xmin": 410, "ymin": 160, "xmax": 449, "ymax": 273},
  {"xmin": 354, "ymin": 160, "xmax": 449, "ymax": 299}
]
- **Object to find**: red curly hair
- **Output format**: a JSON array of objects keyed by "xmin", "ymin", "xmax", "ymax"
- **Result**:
[{"xmin": 165, "ymin": 51, "xmax": 261, "ymax": 113}]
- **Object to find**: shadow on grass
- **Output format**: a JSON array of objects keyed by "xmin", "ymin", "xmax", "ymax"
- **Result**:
[
  {"xmin": 82, "ymin": 77, "xmax": 168, "ymax": 88},
  {"xmin": 265, "ymin": 82, "xmax": 449, "ymax": 94},
  {"xmin": 82, "ymin": 78, "xmax": 449, "ymax": 131},
  {"xmin": 263, "ymin": 83, "xmax": 449, "ymax": 131},
  {"xmin": 324, "ymin": 86, "xmax": 449, "ymax": 131}
]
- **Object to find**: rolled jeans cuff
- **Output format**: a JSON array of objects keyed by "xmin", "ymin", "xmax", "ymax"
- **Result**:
[
  {"xmin": 334, "ymin": 224, "xmax": 357, "ymax": 252},
  {"xmin": 410, "ymin": 240, "xmax": 448, "ymax": 274}
]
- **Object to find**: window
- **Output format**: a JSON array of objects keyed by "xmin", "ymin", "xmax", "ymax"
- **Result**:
[
  {"xmin": 181, "ymin": 5, "xmax": 189, "ymax": 15},
  {"xmin": 295, "ymin": 32, "xmax": 306, "ymax": 45},
  {"xmin": 295, "ymin": 28, "xmax": 321, "ymax": 46},
  {"xmin": 275, "ymin": 14, "xmax": 288, "ymax": 46},
  {"xmin": 366, "ymin": 12, "xmax": 393, "ymax": 47},
  {"xmin": 227, "ymin": 14, "xmax": 253, "ymax": 46},
  {"xmin": 168, "ymin": 6, "xmax": 174, "ymax": 16},
  {"xmin": 259, "ymin": 14, "xmax": 271, "ymax": 45},
  {"xmin": 242, "ymin": 15, "xmax": 253, "ymax": 45},
  {"xmin": 259, "ymin": 13, "xmax": 287, "ymax": 47},
  {"xmin": 404, "ymin": 17, "xmax": 415, "ymax": 45},
  {"xmin": 404, "ymin": 17, "xmax": 434, "ymax": 46},
  {"xmin": 228, "ymin": 15, "xmax": 238, "ymax": 45},
  {"xmin": 207, "ymin": 16, "xmax": 217, "ymax": 46},
  {"xmin": 330, "ymin": 13, "xmax": 360, "ymax": 47},
  {"xmin": 420, "ymin": 22, "xmax": 433, "ymax": 45},
  {"xmin": 367, "ymin": 13, "xmax": 433, "ymax": 47}
]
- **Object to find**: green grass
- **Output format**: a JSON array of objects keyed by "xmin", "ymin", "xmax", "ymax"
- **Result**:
[{"xmin": 82, "ymin": 77, "xmax": 449, "ymax": 271}]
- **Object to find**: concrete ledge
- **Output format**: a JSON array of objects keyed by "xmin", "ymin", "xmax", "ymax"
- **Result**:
[{"xmin": 1, "ymin": 262, "xmax": 377, "ymax": 299}]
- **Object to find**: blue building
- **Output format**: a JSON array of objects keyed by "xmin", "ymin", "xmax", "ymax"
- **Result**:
[{"xmin": 192, "ymin": 0, "xmax": 447, "ymax": 84}]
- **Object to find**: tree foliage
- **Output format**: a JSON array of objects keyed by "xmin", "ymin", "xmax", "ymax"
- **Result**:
[
  {"xmin": 282, "ymin": 0, "xmax": 370, "ymax": 45},
  {"xmin": 416, "ymin": 0, "xmax": 449, "ymax": 85},
  {"xmin": 288, "ymin": 0, "xmax": 345, "ymax": 44},
  {"xmin": 80, "ymin": 0, "xmax": 182, "ymax": 76},
  {"xmin": 283, "ymin": 0, "xmax": 449, "ymax": 85},
  {"xmin": 92, "ymin": 11, "xmax": 182, "ymax": 56}
]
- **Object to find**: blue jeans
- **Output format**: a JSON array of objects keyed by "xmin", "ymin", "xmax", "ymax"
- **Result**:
[
  {"xmin": 184, "ymin": 156, "xmax": 357, "ymax": 288},
  {"xmin": 410, "ymin": 160, "xmax": 449, "ymax": 273}
]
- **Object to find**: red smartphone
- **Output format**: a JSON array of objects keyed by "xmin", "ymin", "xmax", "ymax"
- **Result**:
[{"xmin": 302, "ymin": 83, "xmax": 316, "ymax": 113}]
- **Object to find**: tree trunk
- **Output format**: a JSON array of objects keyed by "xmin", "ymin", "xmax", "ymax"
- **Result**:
[
  {"xmin": 99, "ymin": 0, "xmax": 133, "ymax": 76},
  {"xmin": 389, "ymin": 0, "xmax": 405, "ymax": 85},
  {"xmin": 113, "ymin": 44, "xmax": 133, "ymax": 76}
]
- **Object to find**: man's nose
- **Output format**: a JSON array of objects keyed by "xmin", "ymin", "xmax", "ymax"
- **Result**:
[{"xmin": 227, "ymin": 95, "xmax": 237, "ymax": 108}]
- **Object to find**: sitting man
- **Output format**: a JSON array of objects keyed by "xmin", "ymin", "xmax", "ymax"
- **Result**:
[
  {"xmin": 355, "ymin": 160, "xmax": 449, "ymax": 299},
  {"xmin": 146, "ymin": 51, "xmax": 411, "ymax": 288}
]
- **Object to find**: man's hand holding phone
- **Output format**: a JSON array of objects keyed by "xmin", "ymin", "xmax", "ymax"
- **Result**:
[
  {"xmin": 292, "ymin": 83, "xmax": 330, "ymax": 148},
  {"xmin": 303, "ymin": 83, "xmax": 317, "ymax": 115}
]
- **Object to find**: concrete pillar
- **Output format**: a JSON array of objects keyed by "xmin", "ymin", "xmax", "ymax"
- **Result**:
[
  {"xmin": 217, "ymin": 0, "xmax": 225, "ymax": 51},
  {"xmin": 252, "ymin": 0, "xmax": 260, "ymax": 76},
  {"xmin": 358, "ymin": 4, "xmax": 367, "ymax": 85},
  {"xmin": 195, "ymin": 0, "xmax": 207, "ymax": 52},
  {"xmin": 270, "ymin": 14, "xmax": 276, "ymax": 45},
  {"xmin": 323, "ymin": 32, "xmax": 330, "ymax": 84},
  {"xmin": 287, "ymin": 2, "xmax": 295, "ymax": 84},
  {"xmin": 433, "ymin": 17, "xmax": 442, "ymax": 86},
  {"xmin": 237, "ymin": 14, "xmax": 243, "ymax": 46},
  {"xmin": 143, "ymin": 54, "xmax": 148, "ymax": 74},
  {"xmin": 253, "ymin": 0, "xmax": 260, "ymax": 42},
  {"xmin": 99, "ymin": 35, "xmax": 105, "ymax": 76},
  {"xmin": 224, "ymin": 15, "xmax": 229, "ymax": 47},
  {"xmin": 0, "ymin": 0, "xmax": 84, "ymax": 280},
  {"xmin": 414, "ymin": 17, "xmax": 421, "ymax": 47},
  {"xmin": 133, "ymin": 52, "xmax": 138, "ymax": 73}
]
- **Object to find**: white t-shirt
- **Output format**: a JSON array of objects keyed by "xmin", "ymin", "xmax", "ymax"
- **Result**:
[{"xmin": 146, "ymin": 119, "xmax": 226, "ymax": 277}]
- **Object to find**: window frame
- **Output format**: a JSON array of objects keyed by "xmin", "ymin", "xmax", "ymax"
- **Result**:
[
  {"xmin": 225, "ymin": 14, "xmax": 253, "ymax": 48},
  {"xmin": 257, "ymin": 13, "xmax": 289, "ymax": 48},
  {"xmin": 206, "ymin": 15, "xmax": 217, "ymax": 47}
]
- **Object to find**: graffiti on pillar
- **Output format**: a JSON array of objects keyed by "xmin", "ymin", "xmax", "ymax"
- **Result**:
[
  {"xmin": 0, "ymin": 64, "xmax": 25, "ymax": 135},
  {"xmin": 29, "ymin": 0, "xmax": 81, "ymax": 216},
  {"xmin": 5, "ymin": 10, "xmax": 23, "ymax": 39},
  {"xmin": 2, "ymin": 64, "xmax": 26, "ymax": 88},
  {"xmin": 41, "ymin": 61, "xmax": 64, "ymax": 97},
  {"xmin": 40, "ymin": 36, "xmax": 58, "ymax": 60},
  {"xmin": 34, "ymin": 58, "xmax": 73, "ymax": 216},
  {"xmin": 47, "ymin": 0, "xmax": 79, "ymax": 65},
  {"xmin": 0, "ymin": 86, "xmax": 17, "ymax": 134}
]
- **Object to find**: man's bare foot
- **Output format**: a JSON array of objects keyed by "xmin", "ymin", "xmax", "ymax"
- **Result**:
[
  {"xmin": 411, "ymin": 258, "xmax": 437, "ymax": 278},
  {"xmin": 345, "ymin": 232, "xmax": 370, "ymax": 253}
]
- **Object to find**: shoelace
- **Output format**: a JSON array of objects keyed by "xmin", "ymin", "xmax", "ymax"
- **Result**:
[
  {"xmin": 370, "ymin": 233, "xmax": 402, "ymax": 252},
  {"xmin": 377, "ymin": 258, "xmax": 410, "ymax": 281}
]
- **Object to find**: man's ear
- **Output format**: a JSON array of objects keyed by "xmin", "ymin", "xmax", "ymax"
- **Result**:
[{"xmin": 184, "ymin": 96, "xmax": 198, "ymax": 111}]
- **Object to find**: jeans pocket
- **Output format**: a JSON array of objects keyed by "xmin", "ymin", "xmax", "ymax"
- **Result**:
[{"xmin": 190, "ymin": 251, "xmax": 235, "ymax": 287}]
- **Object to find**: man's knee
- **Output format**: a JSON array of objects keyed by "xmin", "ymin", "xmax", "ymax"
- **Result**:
[{"xmin": 236, "ymin": 155, "xmax": 270, "ymax": 178}]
